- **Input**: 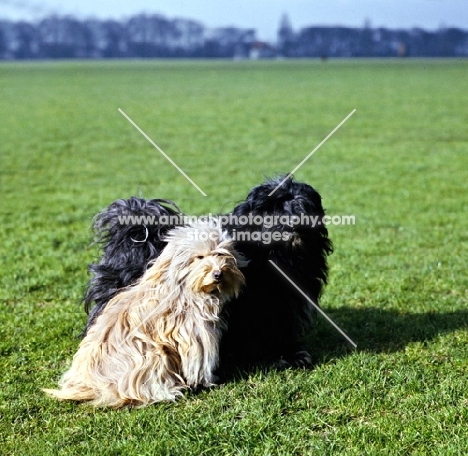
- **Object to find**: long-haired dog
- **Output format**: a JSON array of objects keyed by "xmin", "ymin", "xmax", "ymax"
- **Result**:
[
  {"xmin": 44, "ymin": 220, "xmax": 246, "ymax": 407},
  {"xmin": 220, "ymin": 175, "xmax": 333, "ymax": 368},
  {"xmin": 82, "ymin": 175, "xmax": 332, "ymax": 370},
  {"xmin": 83, "ymin": 197, "xmax": 182, "ymax": 334}
]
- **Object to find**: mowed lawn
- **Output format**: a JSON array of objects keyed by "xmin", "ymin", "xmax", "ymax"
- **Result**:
[{"xmin": 1, "ymin": 58, "xmax": 467, "ymax": 455}]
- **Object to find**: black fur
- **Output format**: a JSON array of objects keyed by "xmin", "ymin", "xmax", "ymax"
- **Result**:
[
  {"xmin": 83, "ymin": 197, "xmax": 182, "ymax": 334},
  {"xmin": 220, "ymin": 176, "xmax": 333, "ymax": 367},
  {"xmin": 82, "ymin": 176, "xmax": 332, "ymax": 369}
]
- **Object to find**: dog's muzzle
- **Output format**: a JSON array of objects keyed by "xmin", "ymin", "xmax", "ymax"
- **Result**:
[{"xmin": 212, "ymin": 270, "xmax": 223, "ymax": 282}]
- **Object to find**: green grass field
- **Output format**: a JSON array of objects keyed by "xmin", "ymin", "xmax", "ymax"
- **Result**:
[{"xmin": 1, "ymin": 58, "xmax": 467, "ymax": 455}]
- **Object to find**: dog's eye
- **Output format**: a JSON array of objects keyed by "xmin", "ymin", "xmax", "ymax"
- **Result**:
[{"xmin": 195, "ymin": 255, "xmax": 204, "ymax": 260}]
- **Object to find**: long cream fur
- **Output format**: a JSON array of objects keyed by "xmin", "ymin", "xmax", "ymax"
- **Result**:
[{"xmin": 44, "ymin": 219, "xmax": 246, "ymax": 408}]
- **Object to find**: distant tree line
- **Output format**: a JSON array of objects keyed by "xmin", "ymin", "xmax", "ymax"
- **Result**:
[
  {"xmin": 278, "ymin": 15, "xmax": 468, "ymax": 58},
  {"xmin": 0, "ymin": 15, "xmax": 255, "ymax": 59},
  {"xmin": 0, "ymin": 13, "xmax": 467, "ymax": 60}
]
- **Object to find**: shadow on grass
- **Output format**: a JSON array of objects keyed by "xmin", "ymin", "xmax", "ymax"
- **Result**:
[
  {"xmin": 219, "ymin": 307, "xmax": 468, "ymax": 382},
  {"xmin": 314, "ymin": 306, "xmax": 468, "ymax": 354}
]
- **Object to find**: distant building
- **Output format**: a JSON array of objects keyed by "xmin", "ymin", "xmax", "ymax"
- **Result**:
[{"xmin": 249, "ymin": 41, "xmax": 277, "ymax": 59}]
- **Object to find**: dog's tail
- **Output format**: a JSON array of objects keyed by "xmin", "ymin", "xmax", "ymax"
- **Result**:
[
  {"xmin": 43, "ymin": 386, "xmax": 130, "ymax": 408},
  {"xmin": 42, "ymin": 385, "xmax": 96, "ymax": 403}
]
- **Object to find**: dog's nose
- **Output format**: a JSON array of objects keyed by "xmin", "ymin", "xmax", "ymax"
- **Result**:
[{"xmin": 213, "ymin": 270, "xmax": 223, "ymax": 281}]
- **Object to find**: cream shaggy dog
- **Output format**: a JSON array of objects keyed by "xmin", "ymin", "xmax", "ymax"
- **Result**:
[{"xmin": 44, "ymin": 219, "xmax": 246, "ymax": 407}]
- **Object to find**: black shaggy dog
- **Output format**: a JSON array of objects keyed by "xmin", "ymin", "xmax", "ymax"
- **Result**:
[
  {"xmin": 83, "ymin": 197, "xmax": 182, "ymax": 334},
  {"xmin": 82, "ymin": 176, "xmax": 332, "ymax": 369},
  {"xmin": 220, "ymin": 176, "xmax": 333, "ymax": 368}
]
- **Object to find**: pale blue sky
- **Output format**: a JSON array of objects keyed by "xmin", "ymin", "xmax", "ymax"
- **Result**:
[{"xmin": 1, "ymin": 0, "xmax": 466, "ymax": 41}]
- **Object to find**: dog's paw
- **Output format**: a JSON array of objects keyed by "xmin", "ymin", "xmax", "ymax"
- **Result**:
[
  {"xmin": 290, "ymin": 349, "xmax": 313, "ymax": 368},
  {"xmin": 271, "ymin": 358, "xmax": 292, "ymax": 370},
  {"xmin": 200, "ymin": 375, "xmax": 219, "ymax": 388},
  {"xmin": 270, "ymin": 349, "xmax": 313, "ymax": 370}
]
